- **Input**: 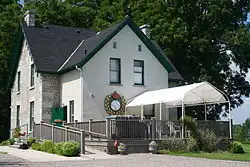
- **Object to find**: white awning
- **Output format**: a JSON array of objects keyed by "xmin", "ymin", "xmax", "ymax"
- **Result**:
[{"xmin": 126, "ymin": 82, "xmax": 228, "ymax": 107}]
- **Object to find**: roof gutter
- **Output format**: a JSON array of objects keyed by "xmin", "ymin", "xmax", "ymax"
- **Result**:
[{"xmin": 75, "ymin": 65, "xmax": 84, "ymax": 121}]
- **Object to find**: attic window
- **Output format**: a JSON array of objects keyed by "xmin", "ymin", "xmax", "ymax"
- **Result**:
[
  {"xmin": 138, "ymin": 45, "xmax": 142, "ymax": 52},
  {"xmin": 113, "ymin": 42, "xmax": 117, "ymax": 49},
  {"xmin": 85, "ymin": 50, "xmax": 87, "ymax": 55}
]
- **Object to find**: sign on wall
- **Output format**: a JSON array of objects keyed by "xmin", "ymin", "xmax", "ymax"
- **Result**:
[{"xmin": 104, "ymin": 91, "xmax": 126, "ymax": 115}]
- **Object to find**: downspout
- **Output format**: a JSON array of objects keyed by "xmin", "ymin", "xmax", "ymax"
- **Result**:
[{"xmin": 75, "ymin": 65, "xmax": 84, "ymax": 121}]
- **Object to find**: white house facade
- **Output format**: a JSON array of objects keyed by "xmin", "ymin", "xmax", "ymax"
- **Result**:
[{"xmin": 9, "ymin": 11, "xmax": 183, "ymax": 133}]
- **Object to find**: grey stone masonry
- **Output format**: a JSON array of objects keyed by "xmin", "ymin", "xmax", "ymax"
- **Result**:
[
  {"xmin": 41, "ymin": 74, "xmax": 60, "ymax": 123},
  {"xmin": 10, "ymin": 38, "xmax": 61, "ymax": 135}
]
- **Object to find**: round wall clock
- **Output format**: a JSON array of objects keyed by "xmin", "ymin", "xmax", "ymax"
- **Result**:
[{"xmin": 104, "ymin": 91, "xmax": 126, "ymax": 115}]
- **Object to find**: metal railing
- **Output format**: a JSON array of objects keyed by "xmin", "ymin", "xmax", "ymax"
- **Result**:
[{"xmin": 33, "ymin": 122, "xmax": 85, "ymax": 154}]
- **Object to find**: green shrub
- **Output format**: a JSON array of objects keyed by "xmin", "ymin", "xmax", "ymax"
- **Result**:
[
  {"xmin": 158, "ymin": 139, "xmax": 186, "ymax": 152},
  {"xmin": 31, "ymin": 142, "xmax": 42, "ymax": 151},
  {"xmin": 27, "ymin": 138, "xmax": 36, "ymax": 147},
  {"xmin": 54, "ymin": 142, "xmax": 64, "ymax": 155},
  {"xmin": 186, "ymin": 137, "xmax": 198, "ymax": 152},
  {"xmin": 61, "ymin": 141, "xmax": 80, "ymax": 156},
  {"xmin": 8, "ymin": 138, "xmax": 15, "ymax": 145},
  {"xmin": 0, "ymin": 140, "xmax": 10, "ymax": 146},
  {"xmin": 228, "ymin": 141, "xmax": 244, "ymax": 154},
  {"xmin": 40, "ymin": 140, "xmax": 55, "ymax": 153},
  {"xmin": 200, "ymin": 129, "xmax": 218, "ymax": 152}
]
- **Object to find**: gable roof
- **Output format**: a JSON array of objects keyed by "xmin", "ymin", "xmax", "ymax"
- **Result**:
[
  {"xmin": 58, "ymin": 17, "xmax": 176, "ymax": 74},
  {"xmin": 22, "ymin": 23, "xmax": 96, "ymax": 73}
]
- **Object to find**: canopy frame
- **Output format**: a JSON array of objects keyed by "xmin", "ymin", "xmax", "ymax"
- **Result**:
[{"xmin": 125, "ymin": 82, "xmax": 232, "ymax": 139}]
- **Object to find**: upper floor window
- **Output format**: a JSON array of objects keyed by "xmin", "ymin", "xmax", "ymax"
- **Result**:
[
  {"xmin": 113, "ymin": 42, "xmax": 117, "ymax": 49},
  {"xmin": 17, "ymin": 71, "xmax": 21, "ymax": 92},
  {"xmin": 30, "ymin": 64, "xmax": 35, "ymax": 87},
  {"xmin": 110, "ymin": 58, "xmax": 121, "ymax": 84},
  {"xmin": 138, "ymin": 45, "xmax": 142, "ymax": 52},
  {"xmin": 134, "ymin": 60, "xmax": 144, "ymax": 85}
]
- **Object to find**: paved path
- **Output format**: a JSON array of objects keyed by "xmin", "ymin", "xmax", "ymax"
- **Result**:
[{"xmin": 1, "ymin": 146, "xmax": 250, "ymax": 167}]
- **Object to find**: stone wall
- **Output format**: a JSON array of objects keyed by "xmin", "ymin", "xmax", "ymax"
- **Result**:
[
  {"xmin": 41, "ymin": 74, "xmax": 60, "ymax": 123},
  {"xmin": 10, "ymin": 39, "xmax": 43, "ymax": 134}
]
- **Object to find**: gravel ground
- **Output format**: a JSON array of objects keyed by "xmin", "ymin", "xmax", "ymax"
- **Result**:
[{"xmin": 1, "ymin": 153, "xmax": 250, "ymax": 167}]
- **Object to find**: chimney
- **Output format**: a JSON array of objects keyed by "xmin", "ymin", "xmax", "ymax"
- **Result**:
[
  {"xmin": 139, "ymin": 24, "xmax": 150, "ymax": 39},
  {"xmin": 24, "ymin": 10, "xmax": 36, "ymax": 27}
]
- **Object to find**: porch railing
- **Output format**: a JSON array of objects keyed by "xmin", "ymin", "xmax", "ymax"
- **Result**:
[{"xmin": 33, "ymin": 122, "xmax": 85, "ymax": 154}]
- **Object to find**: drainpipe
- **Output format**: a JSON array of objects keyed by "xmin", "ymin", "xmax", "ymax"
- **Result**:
[{"xmin": 75, "ymin": 65, "xmax": 84, "ymax": 121}]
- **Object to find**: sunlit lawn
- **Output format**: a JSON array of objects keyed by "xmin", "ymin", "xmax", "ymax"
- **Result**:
[{"xmin": 158, "ymin": 144, "xmax": 250, "ymax": 162}]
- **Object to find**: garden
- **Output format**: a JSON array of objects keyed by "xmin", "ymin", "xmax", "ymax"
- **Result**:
[
  {"xmin": 156, "ymin": 116, "xmax": 250, "ymax": 162},
  {"xmin": 0, "ymin": 127, "xmax": 81, "ymax": 157}
]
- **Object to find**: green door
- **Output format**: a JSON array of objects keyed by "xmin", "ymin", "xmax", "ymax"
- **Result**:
[{"xmin": 51, "ymin": 107, "xmax": 65, "ymax": 127}]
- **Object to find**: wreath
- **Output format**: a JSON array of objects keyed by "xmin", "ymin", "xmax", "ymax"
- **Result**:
[{"xmin": 104, "ymin": 91, "xmax": 126, "ymax": 115}]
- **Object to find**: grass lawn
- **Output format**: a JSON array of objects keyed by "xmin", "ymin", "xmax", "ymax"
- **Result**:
[{"xmin": 158, "ymin": 144, "xmax": 250, "ymax": 162}]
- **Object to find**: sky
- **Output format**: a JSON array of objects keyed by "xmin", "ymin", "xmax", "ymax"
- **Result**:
[{"xmin": 17, "ymin": 0, "xmax": 250, "ymax": 124}]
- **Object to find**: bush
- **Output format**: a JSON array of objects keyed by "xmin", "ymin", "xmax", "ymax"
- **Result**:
[
  {"xmin": 8, "ymin": 138, "xmax": 15, "ymax": 145},
  {"xmin": 54, "ymin": 142, "xmax": 64, "ymax": 155},
  {"xmin": 27, "ymin": 138, "xmax": 36, "ymax": 147},
  {"xmin": 40, "ymin": 140, "xmax": 55, "ymax": 153},
  {"xmin": 31, "ymin": 142, "xmax": 42, "ymax": 151},
  {"xmin": 186, "ymin": 137, "xmax": 198, "ymax": 152},
  {"xmin": 228, "ymin": 141, "xmax": 244, "ymax": 154},
  {"xmin": 61, "ymin": 141, "xmax": 80, "ymax": 156},
  {"xmin": 0, "ymin": 140, "xmax": 10, "ymax": 146},
  {"xmin": 200, "ymin": 129, "xmax": 218, "ymax": 152},
  {"xmin": 158, "ymin": 139, "xmax": 186, "ymax": 152}
]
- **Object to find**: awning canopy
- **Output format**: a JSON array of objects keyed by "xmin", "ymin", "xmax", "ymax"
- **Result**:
[{"xmin": 126, "ymin": 82, "xmax": 228, "ymax": 107}]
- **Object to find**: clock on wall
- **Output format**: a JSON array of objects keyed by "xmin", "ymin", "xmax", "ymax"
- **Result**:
[{"xmin": 104, "ymin": 91, "xmax": 126, "ymax": 115}]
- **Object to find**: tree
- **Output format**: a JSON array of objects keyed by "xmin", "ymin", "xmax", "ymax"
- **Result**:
[
  {"xmin": 24, "ymin": 0, "xmax": 97, "ymax": 28},
  {"xmin": 0, "ymin": 0, "xmax": 21, "ymax": 141},
  {"xmin": 94, "ymin": 0, "xmax": 250, "ymax": 119}
]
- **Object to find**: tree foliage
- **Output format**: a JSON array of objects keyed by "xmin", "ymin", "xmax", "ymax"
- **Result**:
[{"xmin": 0, "ymin": 0, "xmax": 21, "ymax": 141}]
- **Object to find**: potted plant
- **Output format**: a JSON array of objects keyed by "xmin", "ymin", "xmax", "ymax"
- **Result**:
[
  {"xmin": 12, "ymin": 128, "xmax": 21, "ymax": 142},
  {"xmin": 149, "ymin": 141, "xmax": 158, "ymax": 154},
  {"xmin": 118, "ymin": 143, "xmax": 127, "ymax": 155}
]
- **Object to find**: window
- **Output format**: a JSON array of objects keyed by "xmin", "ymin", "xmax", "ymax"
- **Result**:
[
  {"xmin": 16, "ymin": 105, "xmax": 20, "ymax": 128},
  {"xmin": 134, "ymin": 60, "xmax": 144, "ymax": 85},
  {"xmin": 110, "ymin": 58, "xmax": 121, "ymax": 84},
  {"xmin": 113, "ymin": 42, "xmax": 117, "ymax": 49},
  {"xmin": 17, "ymin": 71, "xmax": 21, "ymax": 92},
  {"xmin": 30, "ymin": 64, "xmax": 35, "ymax": 87},
  {"xmin": 138, "ymin": 45, "xmax": 142, "ymax": 52},
  {"xmin": 69, "ymin": 100, "xmax": 74, "ymax": 122},
  {"xmin": 30, "ymin": 101, "xmax": 34, "ymax": 131}
]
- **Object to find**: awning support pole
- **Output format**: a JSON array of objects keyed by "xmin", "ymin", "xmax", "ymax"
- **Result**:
[
  {"xmin": 141, "ymin": 105, "xmax": 144, "ymax": 120},
  {"xmin": 181, "ymin": 100, "xmax": 184, "ymax": 139},
  {"xmin": 159, "ymin": 103, "xmax": 162, "ymax": 139},
  {"xmin": 204, "ymin": 103, "xmax": 207, "ymax": 121},
  {"xmin": 229, "ymin": 101, "xmax": 232, "ymax": 139}
]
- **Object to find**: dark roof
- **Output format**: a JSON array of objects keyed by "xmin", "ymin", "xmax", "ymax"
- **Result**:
[
  {"xmin": 22, "ymin": 23, "xmax": 96, "ymax": 72},
  {"xmin": 151, "ymin": 41, "xmax": 184, "ymax": 81},
  {"xmin": 59, "ymin": 17, "xmax": 176, "ymax": 74},
  {"xmin": 59, "ymin": 22, "xmax": 121, "ymax": 71}
]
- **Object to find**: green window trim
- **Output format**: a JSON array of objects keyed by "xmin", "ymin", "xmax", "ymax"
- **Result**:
[
  {"xmin": 110, "ymin": 58, "xmax": 121, "ymax": 84},
  {"xmin": 134, "ymin": 60, "xmax": 144, "ymax": 85}
]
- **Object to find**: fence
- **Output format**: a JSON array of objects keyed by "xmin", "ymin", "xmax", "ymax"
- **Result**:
[
  {"xmin": 106, "ymin": 119, "xmax": 230, "ymax": 140},
  {"xmin": 64, "ymin": 119, "xmax": 106, "ymax": 139},
  {"xmin": 33, "ymin": 122, "xmax": 85, "ymax": 154}
]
